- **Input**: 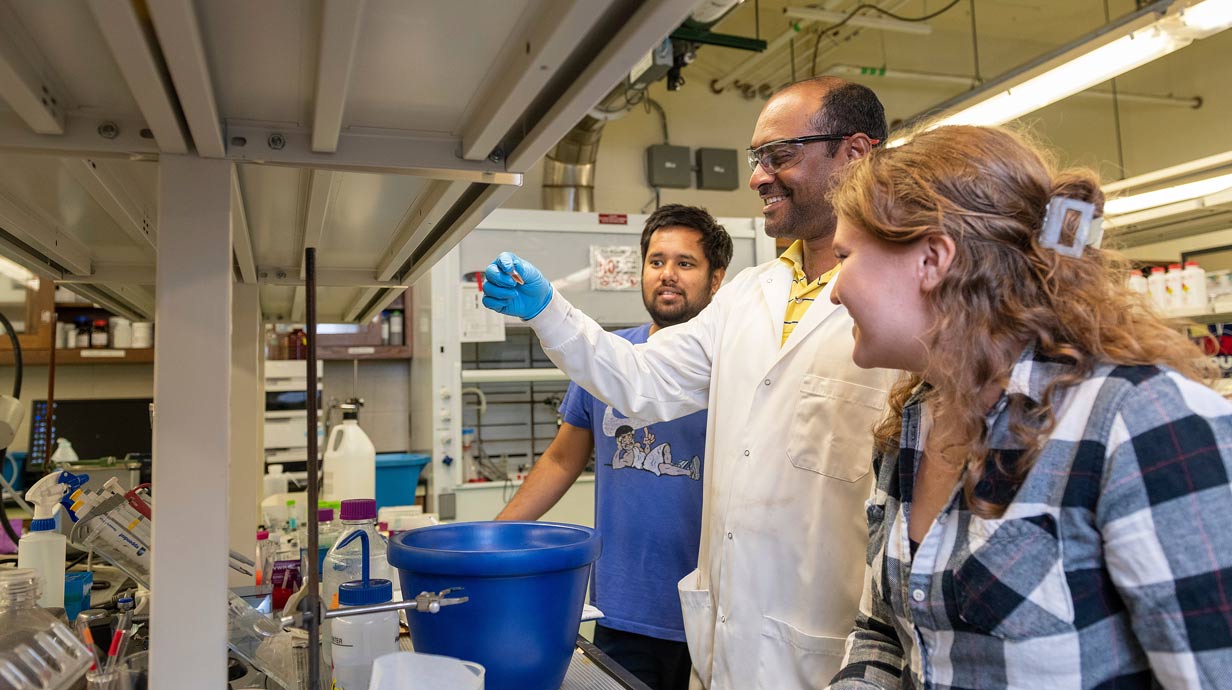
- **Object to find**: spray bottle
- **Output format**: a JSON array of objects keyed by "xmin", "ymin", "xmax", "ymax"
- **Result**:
[{"xmin": 17, "ymin": 472, "xmax": 68, "ymax": 608}]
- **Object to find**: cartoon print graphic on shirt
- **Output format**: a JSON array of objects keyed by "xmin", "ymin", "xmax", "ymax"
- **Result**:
[{"xmin": 604, "ymin": 407, "xmax": 700, "ymax": 480}]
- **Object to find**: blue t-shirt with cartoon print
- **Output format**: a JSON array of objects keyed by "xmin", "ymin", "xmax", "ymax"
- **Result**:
[{"xmin": 558, "ymin": 324, "xmax": 706, "ymax": 642}]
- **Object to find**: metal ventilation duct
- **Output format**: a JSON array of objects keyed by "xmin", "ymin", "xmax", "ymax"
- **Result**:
[{"xmin": 542, "ymin": 0, "xmax": 745, "ymax": 210}]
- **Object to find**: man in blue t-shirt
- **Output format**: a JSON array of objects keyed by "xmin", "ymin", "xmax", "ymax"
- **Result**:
[{"xmin": 496, "ymin": 204, "xmax": 733, "ymax": 690}]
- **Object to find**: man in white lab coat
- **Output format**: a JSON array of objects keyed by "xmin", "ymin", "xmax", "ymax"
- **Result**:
[{"xmin": 482, "ymin": 77, "xmax": 897, "ymax": 690}]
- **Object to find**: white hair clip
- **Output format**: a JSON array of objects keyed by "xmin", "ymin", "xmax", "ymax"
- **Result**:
[{"xmin": 1039, "ymin": 196, "xmax": 1104, "ymax": 258}]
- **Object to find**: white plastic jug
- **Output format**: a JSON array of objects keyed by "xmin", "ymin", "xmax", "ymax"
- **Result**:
[
  {"xmin": 369, "ymin": 652, "xmax": 484, "ymax": 690},
  {"xmin": 323, "ymin": 416, "xmax": 376, "ymax": 502}
]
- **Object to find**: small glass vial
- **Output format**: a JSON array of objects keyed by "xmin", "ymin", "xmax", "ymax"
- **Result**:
[{"xmin": 75, "ymin": 317, "xmax": 91, "ymax": 348}]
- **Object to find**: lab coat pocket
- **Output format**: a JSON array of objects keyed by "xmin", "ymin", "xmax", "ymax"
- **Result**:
[
  {"xmin": 677, "ymin": 568, "xmax": 714, "ymax": 688},
  {"xmin": 953, "ymin": 514, "xmax": 1074, "ymax": 640},
  {"xmin": 756, "ymin": 615, "xmax": 847, "ymax": 690},
  {"xmin": 786, "ymin": 376, "xmax": 886, "ymax": 482}
]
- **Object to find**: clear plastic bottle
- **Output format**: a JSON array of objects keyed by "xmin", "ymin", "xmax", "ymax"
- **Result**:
[
  {"xmin": 299, "ymin": 507, "xmax": 342, "ymax": 577},
  {"xmin": 330, "ymin": 531, "xmax": 399, "ymax": 690},
  {"xmin": 263, "ymin": 464, "xmax": 289, "ymax": 499},
  {"xmin": 0, "ymin": 569, "xmax": 92, "ymax": 690},
  {"xmin": 322, "ymin": 499, "xmax": 393, "ymax": 666}
]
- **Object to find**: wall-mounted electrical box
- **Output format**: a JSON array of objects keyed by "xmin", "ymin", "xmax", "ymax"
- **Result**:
[
  {"xmin": 646, "ymin": 144, "xmax": 692, "ymax": 189},
  {"xmin": 696, "ymin": 148, "xmax": 740, "ymax": 190}
]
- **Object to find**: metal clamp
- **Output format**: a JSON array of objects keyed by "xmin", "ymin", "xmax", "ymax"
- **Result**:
[
  {"xmin": 281, "ymin": 588, "xmax": 470, "ymax": 628},
  {"xmin": 408, "ymin": 587, "xmax": 469, "ymax": 614}
]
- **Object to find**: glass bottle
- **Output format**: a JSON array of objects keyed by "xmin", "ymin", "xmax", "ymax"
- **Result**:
[
  {"xmin": 287, "ymin": 327, "xmax": 306, "ymax": 360},
  {"xmin": 91, "ymin": 319, "xmax": 109, "ymax": 348}
]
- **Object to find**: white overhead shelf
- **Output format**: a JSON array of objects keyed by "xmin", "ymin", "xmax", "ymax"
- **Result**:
[
  {"xmin": 0, "ymin": 0, "xmax": 700, "ymax": 322},
  {"xmin": 461, "ymin": 367, "xmax": 570, "ymax": 384}
]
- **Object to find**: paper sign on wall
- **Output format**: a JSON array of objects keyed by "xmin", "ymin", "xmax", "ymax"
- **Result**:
[
  {"xmin": 590, "ymin": 246, "xmax": 640, "ymax": 291},
  {"xmin": 460, "ymin": 282, "xmax": 506, "ymax": 342}
]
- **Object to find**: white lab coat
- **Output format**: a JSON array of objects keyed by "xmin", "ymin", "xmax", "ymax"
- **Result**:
[{"xmin": 528, "ymin": 259, "xmax": 898, "ymax": 690}]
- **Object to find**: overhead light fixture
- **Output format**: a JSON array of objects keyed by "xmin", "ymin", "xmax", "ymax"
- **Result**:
[
  {"xmin": 1103, "ymin": 149, "xmax": 1232, "ymax": 222},
  {"xmin": 888, "ymin": 0, "xmax": 1232, "ymax": 146},
  {"xmin": 1105, "ymin": 173, "xmax": 1232, "ymax": 216},
  {"xmin": 0, "ymin": 255, "xmax": 35, "ymax": 288},
  {"xmin": 1178, "ymin": 0, "xmax": 1232, "ymax": 32},
  {"xmin": 783, "ymin": 6, "xmax": 934, "ymax": 36}
]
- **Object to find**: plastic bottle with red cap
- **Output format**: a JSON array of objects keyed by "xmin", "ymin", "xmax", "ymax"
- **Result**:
[{"xmin": 1183, "ymin": 260, "xmax": 1208, "ymax": 312}]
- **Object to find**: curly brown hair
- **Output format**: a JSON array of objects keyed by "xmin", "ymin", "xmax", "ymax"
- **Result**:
[{"xmin": 831, "ymin": 124, "xmax": 1213, "ymax": 518}]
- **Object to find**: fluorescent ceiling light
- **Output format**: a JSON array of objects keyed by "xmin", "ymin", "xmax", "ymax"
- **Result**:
[
  {"xmin": 1105, "ymin": 173, "xmax": 1232, "ymax": 215},
  {"xmin": 0, "ymin": 255, "xmax": 34, "ymax": 286},
  {"xmin": 1103, "ymin": 149, "xmax": 1232, "ymax": 220},
  {"xmin": 1177, "ymin": 0, "xmax": 1232, "ymax": 33},
  {"xmin": 887, "ymin": 0, "xmax": 1232, "ymax": 147},
  {"xmin": 783, "ymin": 6, "xmax": 933, "ymax": 36}
]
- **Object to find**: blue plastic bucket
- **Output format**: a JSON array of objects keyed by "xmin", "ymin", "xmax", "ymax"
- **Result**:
[{"xmin": 387, "ymin": 521, "xmax": 601, "ymax": 690}]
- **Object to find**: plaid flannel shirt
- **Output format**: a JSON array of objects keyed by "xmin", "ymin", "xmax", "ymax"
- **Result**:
[{"xmin": 830, "ymin": 345, "xmax": 1232, "ymax": 690}]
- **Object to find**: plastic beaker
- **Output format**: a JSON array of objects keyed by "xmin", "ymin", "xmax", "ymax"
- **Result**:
[{"xmin": 369, "ymin": 652, "xmax": 484, "ymax": 690}]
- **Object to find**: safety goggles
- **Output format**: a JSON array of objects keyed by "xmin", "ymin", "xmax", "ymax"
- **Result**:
[{"xmin": 746, "ymin": 134, "xmax": 880, "ymax": 174}]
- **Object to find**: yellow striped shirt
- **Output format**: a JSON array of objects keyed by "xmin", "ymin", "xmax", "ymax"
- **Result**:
[{"xmin": 778, "ymin": 240, "xmax": 839, "ymax": 346}]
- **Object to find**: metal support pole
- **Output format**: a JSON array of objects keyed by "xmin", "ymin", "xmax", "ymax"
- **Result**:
[{"xmin": 304, "ymin": 246, "xmax": 322, "ymax": 690}]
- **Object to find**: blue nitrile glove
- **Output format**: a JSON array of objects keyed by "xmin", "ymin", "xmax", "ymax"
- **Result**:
[{"xmin": 482, "ymin": 252, "xmax": 553, "ymax": 320}]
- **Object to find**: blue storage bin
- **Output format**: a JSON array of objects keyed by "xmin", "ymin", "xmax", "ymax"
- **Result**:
[{"xmin": 374, "ymin": 452, "xmax": 429, "ymax": 511}]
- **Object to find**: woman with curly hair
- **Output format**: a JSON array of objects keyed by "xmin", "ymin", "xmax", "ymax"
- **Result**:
[{"xmin": 825, "ymin": 125, "xmax": 1232, "ymax": 690}]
